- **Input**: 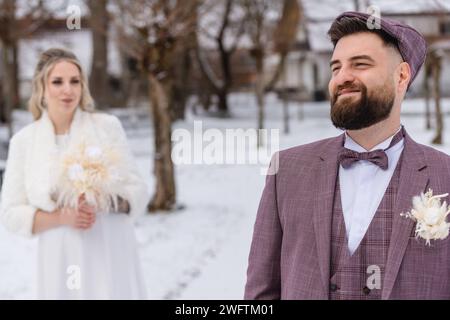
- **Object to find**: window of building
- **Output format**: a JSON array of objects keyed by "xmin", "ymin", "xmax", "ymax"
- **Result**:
[{"xmin": 439, "ymin": 20, "xmax": 450, "ymax": 35}]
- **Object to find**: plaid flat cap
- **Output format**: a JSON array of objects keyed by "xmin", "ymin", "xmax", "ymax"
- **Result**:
[{"xmin": 333, "ymin": 11, "xmax": 427, "ymax": 87}]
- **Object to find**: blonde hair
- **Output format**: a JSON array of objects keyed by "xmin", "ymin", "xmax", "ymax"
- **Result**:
[{"xmin": 28, "ymin": 48, "xmax": 95, "ymax": 120}]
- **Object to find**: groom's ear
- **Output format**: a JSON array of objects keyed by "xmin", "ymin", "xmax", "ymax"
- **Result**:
[{"xmin": 394, "ymin": 61, "xmax": 411, "ymax": 94}]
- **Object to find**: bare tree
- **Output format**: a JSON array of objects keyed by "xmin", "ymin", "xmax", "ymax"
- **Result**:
[
  {"xmin": 195, "ymin": 0, "xmax": 245, "ymax": 116},
  {"xmin": 429, "ymin": 49, "xmax": 444, "ymax": 145},
  {"xmin": 88, "ymin": 0, "xmax": 110, "ymax": 109},
  {"xmin": 244, "ymin": 0, "xmax": 300, "ymax": 146},
  {"xmin": 171, "ymin": 6, "xmax": 197, "ymax": 122},
  {"xmin": 423, "ymin": 56, "xmax": 433, "ymax": 130},
  {"xmin": 0, "ymin": 79, "xmax": 3, "ymax": 119},
  {"xmin": 0, "ymin": 0, "xmax": 19, "ymax": 139},
  {"xmin": 0, "ymin": 0, "xmax": 55, "ymax": 140},
  {"xmin": 113, "ymin": 0, "xmax": 201, "ymax": 212}
]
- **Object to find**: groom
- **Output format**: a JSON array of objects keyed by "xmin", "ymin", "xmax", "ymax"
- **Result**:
[{"xmin": 245, "ymin": 11, "xmax": 450, "ymax": 300}]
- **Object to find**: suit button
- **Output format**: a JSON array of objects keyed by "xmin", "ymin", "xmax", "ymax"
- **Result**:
[
  {"xmin": 330, "ymin": 283, "xmax": 338, "ymax": 292},
  {"xmin": 363, "ymin": 286, "xmax": 371, "ymax": 295}
]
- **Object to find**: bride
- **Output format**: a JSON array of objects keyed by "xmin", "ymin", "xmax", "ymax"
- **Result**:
[{"xmin": 0, "ymin": 48, "xmax": 149, "ymax": 299}]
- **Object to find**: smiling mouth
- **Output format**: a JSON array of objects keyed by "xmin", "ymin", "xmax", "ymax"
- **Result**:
[
  {"xmin": 62, "ymin": 99, "xmax": 73, "ymax": 103},
  {"xmin": 338, "ymin": 90, "xmax": 360, "ymax": 97}
]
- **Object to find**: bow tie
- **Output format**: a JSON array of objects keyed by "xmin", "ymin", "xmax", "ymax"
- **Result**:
[{"xmin": 338, "ymin": 127, "xmax": 405, "ymax": 170}]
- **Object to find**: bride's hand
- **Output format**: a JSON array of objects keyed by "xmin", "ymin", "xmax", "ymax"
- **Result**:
[
  {"xmin": 78, "ymin": 201, "xmax": 97, "ymax": 216},
  {"xmin": 58, "ymin": 207, "xmax": 96, "ymax": 230},
  {"xmin": 58, "ymin": 195, "xmax": 97, "ymax": 230},
  {"xmin": 77, "ymin": 194, "xmax": 97, "ymax": 212}
]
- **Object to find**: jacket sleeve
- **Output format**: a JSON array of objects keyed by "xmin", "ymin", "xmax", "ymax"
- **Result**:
[
  {"xmin": 0, "ymin": 134, "xmax": 38, "ymax": 237},
  {"xmin": 244, "ymin": 154, "xmax": 282, "ymax": 299},
  {"xmin": 107, "ymin": 116, "xmax": 150, "ymax": 219}
]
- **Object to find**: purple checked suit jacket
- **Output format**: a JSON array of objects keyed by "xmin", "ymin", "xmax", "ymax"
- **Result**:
[{"xmin": 244, "ymin": 129, "xmax": 450, "ymax": 300}]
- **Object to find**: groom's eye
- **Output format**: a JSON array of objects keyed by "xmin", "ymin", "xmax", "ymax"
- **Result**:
[
  {"xmin": 354, "ymin": 63, "xmax": 369, "ymax": 68},
  {"xmin": 331, "ymin": 66, "xmax": 341, "ymax": 74}
]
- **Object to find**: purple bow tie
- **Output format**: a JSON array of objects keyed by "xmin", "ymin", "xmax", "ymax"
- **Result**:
[{"xmin": 338, "ymin": 127, "xmax": 405, "ymax": 170}]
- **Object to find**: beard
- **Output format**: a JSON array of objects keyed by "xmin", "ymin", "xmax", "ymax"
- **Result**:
[{"xmin": 330, "ymin": 79, "xmax": 395, "ymax": 130}]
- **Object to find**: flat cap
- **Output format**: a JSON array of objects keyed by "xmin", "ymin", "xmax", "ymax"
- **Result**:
[{"xmin": 333, "ymin": 11, "xmax": 427, "ymax": 87}]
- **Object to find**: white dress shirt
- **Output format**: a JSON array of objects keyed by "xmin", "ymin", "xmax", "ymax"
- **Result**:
[{"xmin": 339, "ymin": 126, "xmax": 404, "ymax": 255}]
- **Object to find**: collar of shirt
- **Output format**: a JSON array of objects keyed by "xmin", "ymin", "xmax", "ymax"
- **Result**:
[{"xmin": 344, "ymin": 125, "xmax": 403, "ymax": 152}]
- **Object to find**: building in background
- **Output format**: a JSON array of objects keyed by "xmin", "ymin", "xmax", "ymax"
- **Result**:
[{"xmin": 275, "ymin": 0, "xmax": 450, "ymax": 101}]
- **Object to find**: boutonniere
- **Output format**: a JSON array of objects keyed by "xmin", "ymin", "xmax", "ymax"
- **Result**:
[{"xmin": 401, "ymin": 188, "xmax": 450, "ymax": 246}]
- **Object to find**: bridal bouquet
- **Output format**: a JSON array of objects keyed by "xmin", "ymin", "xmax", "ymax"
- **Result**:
[
  {"xmin": 52, "ymin": 140, "xmax": 126, "ymax": 213},
  {"xmin": 401, "ymin": 188, "xmax": 450, "ymax": 246}
]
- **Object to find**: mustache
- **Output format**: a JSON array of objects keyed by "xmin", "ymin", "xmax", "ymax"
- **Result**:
[
  {"xmin": 331, "ymin": 82, "xmax": 366, "ymax": 105},
  {"xmin": 335, "ymin": 83, "xmax": 363, "ymax": 96}
]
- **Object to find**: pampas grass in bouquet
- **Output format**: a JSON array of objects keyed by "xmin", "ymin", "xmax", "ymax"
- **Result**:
[{"xmin": 52, "ymin": 140, "xmax": 127, "ymax": 213}]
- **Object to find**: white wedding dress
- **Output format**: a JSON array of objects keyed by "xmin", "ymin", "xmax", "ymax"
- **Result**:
[{"xmin": 36, "ymin": 135, "xmax": 147, "ymax": 300}]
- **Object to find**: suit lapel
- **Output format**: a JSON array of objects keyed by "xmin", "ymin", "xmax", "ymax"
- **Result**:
[
  {"xmin": 381, "ymin": 130, "xmax": 429, "ymax": 299},
  {"xmin": 313, "ymin": 133, "xmax": 345, "ymax": 296}
]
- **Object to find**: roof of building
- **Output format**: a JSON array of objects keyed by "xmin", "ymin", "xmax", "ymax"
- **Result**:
[{"xmin": 301, "ymin": 0, "xmax": 450, "ymax": 52}]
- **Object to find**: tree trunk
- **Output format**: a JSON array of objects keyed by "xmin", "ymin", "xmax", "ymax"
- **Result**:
[
  {"xmin": 251, "ymin": 45, "xmax": 265, "ymax": 147},
  {"xmin": 1, "ymin": 41, "xmax": 15, "ymax": 140},
  {"xmin": 199, "ymin": 80, "xmax": 212, "ymax": 111},
  {"xmin": 147, "ymin": 74, "xmax": 176, "ymax": 212},
  {"xmin": 264, "ymin": 54, "xmax": 287, "ymax": 93},
  {"xmin": 217, "ymin": 89, "xmax": 230, "ymax": 118},
  {"xmin": 172, "ymin": 48, "xmax": 191, "ymax": 121},
  {"xmin": 0, "ymin": 43, "xmax": 9, "ymax": 124},
  {"xmin": 424, "ymin": 76, "xmax": 432, "ymax": 130},
  {"xmin": 281, "ymin": 63, "xmax": 290, "ymax": 134},
  {"xmin": 256, "ymin": 65, "xmax": 265, "ymax": 147},
  {"xmin": 424, "ymin": 60, "xmax": 432, "ymax": 130},
  {"xmin": 298, "ymin": 102, "xmax": 304, "ymax": 121},
  {"xmin": 172, "ymin": 85, "xmax": 186, "ymax": 121},
  {"xmin": 0, "ymin": 0, "xmax": 18, "ymax": 140},
  {"xmin": 431, "ymin": 56, "xmax": 443, "ymax": 145},
  {"xmin": 195, "ymin": 45, "xmax": 232, "ymax": 116},
  {"xmin": 12, "ymin": 41, "xmax": 19, "ymax": 108},
  {"xmin": 88, "ymin": 0, "xmax": 109, "ymax": 109},
  {"xmin": 217, "ymin": 40, "xmax": 231, "ymax": 115},
  {"xmin": 282, "ymin": 98, "xmax": 289, "ymax": 134},
  {"xmin": 0, "ymin": 80, "xmax": 3, "ymax": 121}
]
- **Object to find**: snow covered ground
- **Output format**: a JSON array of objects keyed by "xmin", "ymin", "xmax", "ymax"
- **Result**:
[{"xmin": 0, "ymin": 93, "xmax": 449, "ymax": 299}]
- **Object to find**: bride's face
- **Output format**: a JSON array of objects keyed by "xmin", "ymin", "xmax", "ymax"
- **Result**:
[{"xmin": 44, "ymin": 60, "xmax": 82, "ymax": 119}]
